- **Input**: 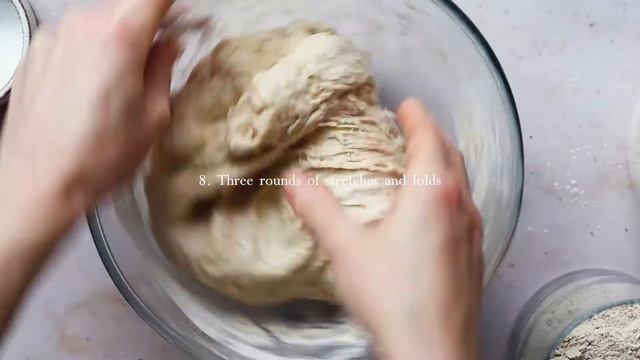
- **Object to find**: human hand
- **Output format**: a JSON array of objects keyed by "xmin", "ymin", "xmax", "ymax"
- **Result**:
[
  {"xmin": 285, "ymin": 98, "xmax": 484, "ymax": 360},
  {"xmin": 0, "ymin": 0, "xmax": 177, "ymax": 240}
]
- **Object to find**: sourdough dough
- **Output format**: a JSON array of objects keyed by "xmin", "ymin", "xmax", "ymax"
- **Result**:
[{"xmin": 146, "ymin": 24, "xmax": 406, "ymax": 305}]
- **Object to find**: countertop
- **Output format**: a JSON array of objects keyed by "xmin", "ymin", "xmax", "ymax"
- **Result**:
[{"xmin": 2, "ymin": 1, "xmax": 640, "ymax": 359}]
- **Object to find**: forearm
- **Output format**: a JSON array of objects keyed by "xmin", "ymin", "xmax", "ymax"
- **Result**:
[
  {"xmin": 0, "ymin": 183, "xmax": 78, "ymax": 336},
  {"xmin": 374, "ymin": 320, "xmax": 479, "ymax": 360},
  {"xmin": 0, "ymin": 231, "xmax": 59, "ymax": 335}
]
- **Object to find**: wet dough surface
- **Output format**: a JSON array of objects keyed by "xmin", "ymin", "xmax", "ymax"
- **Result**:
[{"xmin": 146, "ymin": 24, "xmax": 406, "ymax": 305}]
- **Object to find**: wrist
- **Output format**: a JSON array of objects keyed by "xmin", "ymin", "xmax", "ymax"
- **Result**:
[
  {"xmin": 373, "ymin": 322, "xmax": 477, "ymax": 360},
  {"xmin": 0, "ymin": 170, "xmax": 81, "ymax": 248}
]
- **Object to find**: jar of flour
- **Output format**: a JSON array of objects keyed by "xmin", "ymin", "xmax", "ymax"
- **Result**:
[{"xmin": 510, "ymin": 269, "xmax": 640, "ymax": 360}]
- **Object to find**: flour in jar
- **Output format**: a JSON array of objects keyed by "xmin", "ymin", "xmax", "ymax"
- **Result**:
[{"xmin": 552, "ymin": 303, "xmax": 640, "ymax": 360}]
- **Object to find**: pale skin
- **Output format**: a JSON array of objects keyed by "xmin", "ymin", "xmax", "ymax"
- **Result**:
[
  {"xmin": 285, "ymin": 100, "xmax": 483, "ymax": 360},
  {"xmin": 0, "ymin": 1, "xmax": 483, "ymax": 359}
]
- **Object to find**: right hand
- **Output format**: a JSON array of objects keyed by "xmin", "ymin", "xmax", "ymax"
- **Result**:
[{"xmin": 285, "ymin": 98, "xmax": 484, "ymax": 360}]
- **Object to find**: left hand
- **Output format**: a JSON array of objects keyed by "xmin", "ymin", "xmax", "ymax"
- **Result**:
[{"xmin": 0, "ymin": 0, "xmax": 177, "ymax": 239}]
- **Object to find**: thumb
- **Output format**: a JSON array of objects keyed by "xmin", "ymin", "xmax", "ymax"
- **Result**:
[
  {"xmin": 142, "ymin": 37, "xmax": 180, "ymax": 137},
  {"xmin": 284, "ymin": 171, "xmax": 362, "ymax": 263}
]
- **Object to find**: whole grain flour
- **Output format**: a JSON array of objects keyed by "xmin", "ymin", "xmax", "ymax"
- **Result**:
[{"xmin": 552, "ymin": 303, "xmax": 640, "ymax": 360}]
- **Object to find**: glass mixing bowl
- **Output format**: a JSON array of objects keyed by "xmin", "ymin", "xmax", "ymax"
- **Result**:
[{"xmin": 89, "ymin": 0, "xmax": 524, "ymax": 358}]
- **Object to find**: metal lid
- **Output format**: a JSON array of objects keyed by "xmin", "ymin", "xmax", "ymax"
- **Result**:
[{"xmin": 0, "ymin": 0, "xmax": 37, "ymax": 104}]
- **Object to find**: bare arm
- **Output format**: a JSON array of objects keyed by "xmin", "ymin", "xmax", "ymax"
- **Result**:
[
  {"xmin": 0, "ymin": 184, "xmax": 78, "ymax": 332},
  {"xmin": 0, "ymin": 0, "xmax": 176, "ymax": 336}
]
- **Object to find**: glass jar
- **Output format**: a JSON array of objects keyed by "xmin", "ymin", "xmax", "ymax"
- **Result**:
[{"xmin": 510, "ymin": 269, "xmax": 640, "ymax": 360}]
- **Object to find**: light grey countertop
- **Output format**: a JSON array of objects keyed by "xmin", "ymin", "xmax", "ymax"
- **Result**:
[{"xmin": 2, "ymin": 1, "xmax": 640, "ymax": 359}]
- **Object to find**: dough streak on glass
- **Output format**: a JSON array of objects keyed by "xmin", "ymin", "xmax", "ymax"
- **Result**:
[{"xmin": 146, "ymin": 23, "xmax": 406, "ymax": 305}]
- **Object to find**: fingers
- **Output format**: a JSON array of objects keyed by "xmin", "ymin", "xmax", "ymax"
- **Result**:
[
  {"xmin": 393, "ymin": 99, "xmax": 480, "ymax": 263},
  {"xmin": 396, "ymin": 98, "xmax": 450, "ymax": 174},
  {"xmin": 468, "ymin": 207, "xmax": 485, "ymax": 293},
  {"xmin": 108, "ymin": 0, "xmax": 173, "ymax": 69},
  {"xmin": 112, "ymin": 0, "xmax": 174, "ymax": 48},
  {"xmin": 283, "ymin": 171, "xmax": 361, "ymax": 262},
  {"xmin": 142, "ymin": 38, "xmax": 180, "ymax": 137},
  {"xmin": 396, "ymin": 98, "xmax": 453, "ymax": 209}
]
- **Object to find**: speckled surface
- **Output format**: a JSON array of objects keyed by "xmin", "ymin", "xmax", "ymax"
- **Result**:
[{"xmin": 2, "ymin": 1, "xmax": 640, "ymax": 359}]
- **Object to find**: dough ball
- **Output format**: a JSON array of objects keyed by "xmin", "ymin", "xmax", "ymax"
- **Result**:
[{"xmin": 146, "ymin": 23, "xmax": 406, "ymax": 305}]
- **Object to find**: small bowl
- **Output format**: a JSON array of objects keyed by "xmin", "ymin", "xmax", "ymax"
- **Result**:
[
  {"xmin": 0, "ymin": 0, "xmax": 37, "ymax": 104},
  {"xmin": 89, "ymin": 0, "xmax": 524, "ymax": 358},
  {"xmin": 510, "ymin": 269, "xmax": 640, "ymax": 360}
]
